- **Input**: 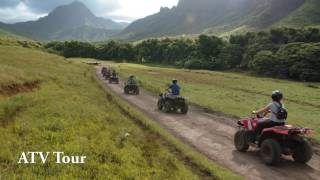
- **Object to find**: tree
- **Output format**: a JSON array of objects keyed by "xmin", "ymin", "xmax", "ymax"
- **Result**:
[
  {"xmin": 197, "ymin": 35, "xmax": 224, "ymax": 59},
  {"xmin": 249, "ymin": 50, "xmax": 277, "ymax": 76},
  {"xmin": 219, "ymin": 44, "xmax": 243, "ymax": 69}
]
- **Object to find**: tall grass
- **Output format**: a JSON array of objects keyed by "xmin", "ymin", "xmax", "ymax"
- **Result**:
[{"xmin": 0, "ymin": 46, "xmax": 235, "ymax": 179}]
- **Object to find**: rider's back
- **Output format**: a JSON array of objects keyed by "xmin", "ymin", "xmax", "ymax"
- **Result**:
[
  {"xmin": 268, "ymin": 101, "xmax": 286, "ymax": 123},
  {"xmin": 170, "ymin": 84, "xmax": 180, "ymax": 96}
]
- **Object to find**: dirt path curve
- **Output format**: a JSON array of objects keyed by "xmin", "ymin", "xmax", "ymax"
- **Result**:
[{"xmin": 96, "ymin": 67, "xmax": 320, "ymax": 180}]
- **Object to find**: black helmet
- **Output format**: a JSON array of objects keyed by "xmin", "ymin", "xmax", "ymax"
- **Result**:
[
  {"xmin": 172, "ymin": 79, "xmax": 178, "ymax": 84},
  {"xmin": 129, "ymin": 75, "xmax": 134, "ymax": 78},
  {"xmin": 271, "ymin": 90, "xmax": 283, "ymax": 101}
]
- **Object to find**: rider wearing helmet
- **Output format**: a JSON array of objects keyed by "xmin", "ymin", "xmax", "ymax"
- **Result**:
[
  {"xmin": 168, "ymin": 79, "xmax": 180, "ymax": 96},
  {"xmin": 127, "ymin": 75, "xmax": 136, "ymax": 85},
  {"xmin": 111, "ymin": 70, "xmax": 117, "ymax": 77},
  {"xmin": 254, "ymin": 90, "xmax": 287, "ymax": 139}
]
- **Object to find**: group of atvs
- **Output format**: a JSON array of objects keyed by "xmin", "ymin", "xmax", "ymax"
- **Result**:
[
  {"xmin": 101, "ymin": 66, "xmax": 315, "ymax": 166},
  {"xmin": 101, "ymin": 66, "xmax": 188, "ymax": 114}
]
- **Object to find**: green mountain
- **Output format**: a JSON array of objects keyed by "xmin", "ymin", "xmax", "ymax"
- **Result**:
[
  {"xmin": 120, "ymin": 0, "xmax": 320, "ymax": 40},
  {"xmin": 276, "ymin": 0, "xmax": 320, "ymax": 27},
  {"xmin": 0, "ymin": 1, "xmax": 128, "ymax": 41}
]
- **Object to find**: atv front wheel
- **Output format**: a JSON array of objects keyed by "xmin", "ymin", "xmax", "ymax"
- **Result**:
[
  {"xmin": 157, "ymin": 100, "xmax": 163, "ymax": 111},
  {"xmin": 234, "ymin": 130, "xmax": 249, "ymax": 152},
  {"xmin": 260, "ymin": 139, "xmax": 281, "ymax": 165},
  {"xmin": 292, "ymin": 138, "xmax": 313, "ymax": 164}
]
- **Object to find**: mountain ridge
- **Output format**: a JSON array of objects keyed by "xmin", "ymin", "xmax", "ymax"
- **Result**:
[
  {"xmin": 0, "ymin": 1, "xmax": 127, "ymax": 41},
  {"xmin": 119, "ymin": 0, "xmax": 319, "ymax": 40}
]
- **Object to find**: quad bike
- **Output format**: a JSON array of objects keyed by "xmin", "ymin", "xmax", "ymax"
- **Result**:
[
  {"xmin": 234, "ymin": 112, "xmax": 313, "ymax": 165},
  {"xmin": 101, "ymin": 67, "xmax": 111, "ymax": 80},
  {"xmin": 124, "ymin": 83, "xmax": 140, "ymax": 95},
  {"xmin": 109, "ymin": 74, "xmax": 119, "ymax": 84},
  {"xmin": 157, "ymin": 92, "xmax": 188, "ymax": 114}
]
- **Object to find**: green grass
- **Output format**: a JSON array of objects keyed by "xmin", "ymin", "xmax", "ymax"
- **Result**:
[
  {"xmin": 0, "ymin": 46, "xmax": 240, "ymax": 179},
  {"xmin": 0, "ymin": 29, "xmax": 41, "ymax": 48},
  {"xmin": 105, "ymin": 63, "xmax": 320, "ymax": 141}
]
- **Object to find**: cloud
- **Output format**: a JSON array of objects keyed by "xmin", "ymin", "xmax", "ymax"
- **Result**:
[
  {"xmin": 0, "ymin": 0, "xmax": 121, "ymax": 14},
  {"xmin": 104, "ymin": 0, "xmax": 178, "ymax": 22},
  {"xmin": 0, "ymin": 0, "xmax": 179, "ymax": 23},
  {"xmin": 24, "ymin": 0, "xmax": 120, "ymax": 14},
  {"xmin": 0, "ymin": 2, "xmax": 46, "ymax": 23},
  {"xmin": 0, "ymin": 0, "xmax": 20, "ymax": 8}
]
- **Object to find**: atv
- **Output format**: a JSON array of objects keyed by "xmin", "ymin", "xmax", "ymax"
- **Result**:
[
  {"xmin": 109, "ymin": 74, "xmax": 119, "ymax": 84},
  {"xmin": 124, "ymin": 83, "xmax": 139, "ymax": 95},
  {"xmin": 101, "ymin": 67, "xmax": 111, "ymax": 80},
  {"xmin": 234, "ymin": 112, "xmax": 313, "ymax": 165},
  {"xmin": 157, "ymin": 92, "xmax": 188, "ymax": 114}
]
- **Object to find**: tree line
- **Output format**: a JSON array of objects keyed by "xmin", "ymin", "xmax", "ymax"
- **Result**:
[{"xmin": 44, "ymin": 27, "xmax": 320, "ymax": 82}]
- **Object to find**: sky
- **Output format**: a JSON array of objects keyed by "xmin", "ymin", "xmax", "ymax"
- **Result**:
[{"xmin": 0, "ymin": 0, "xmax": 179, "ymax": 23}]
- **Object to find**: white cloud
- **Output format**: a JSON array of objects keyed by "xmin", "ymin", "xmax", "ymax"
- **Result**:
[
  {"xmin": 0, "ymin": 0, "xmax": 179, "ymax": 23},
  {"xmin": 0, "ymin": 2, "xmax": 46, "ymax": 23},
  {"xmin": 104, "ymin": 0, "xmax": 178, "ymax": 22}
]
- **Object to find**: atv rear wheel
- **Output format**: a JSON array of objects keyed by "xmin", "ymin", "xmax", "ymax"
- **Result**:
[
  {"xmin": 234, "ymin": 130, "xmax": 249, "ymax": 152},
  {"xmin": 181, "ymin": 104, "xmax": 188, "ymax": 114},
  {"xmin": 260, "ymin": 139, "xmax": 281, "ymax": 165},
  {"xmin": 292, "ymin": 138, "xmax": 313, "ymax": 164},
  {"xmin": 124, "ymin": 86, "xmax": 129, "ymax": 94}
]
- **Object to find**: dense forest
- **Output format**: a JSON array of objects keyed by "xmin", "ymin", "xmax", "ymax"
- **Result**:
[{"xmin": 45, "ymin": 27, "xmax": 320, "ymax": 82}]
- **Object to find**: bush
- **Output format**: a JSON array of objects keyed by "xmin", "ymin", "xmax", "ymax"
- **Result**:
[
  {"xmin": 249, "ymin": 50, "xmax": 277, "ymax": 76},
  {"xmin": 184, "ymin": 58, "xmax": 205, "ymax": 70}
]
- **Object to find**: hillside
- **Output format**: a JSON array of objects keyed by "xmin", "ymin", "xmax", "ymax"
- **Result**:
[
  {"xmin": 0, "ymin": 45, "xmax": 240, "ymax": 179},
  {"xmin": 276, "ymin": 0, "xmax": 320, "ymax": 27},
  {"xmin": 0, "ymin": 1, "xmax": 127, "ymax": 41},
  {"xmin": 0, "ymin": 28, "xmax": 41, "ymax": 48},
  {"xmin": 119, "ymin": 0, "xmax": 320, "ymax": 40}
]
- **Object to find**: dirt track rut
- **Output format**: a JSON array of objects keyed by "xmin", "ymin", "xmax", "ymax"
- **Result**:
[{"xmin": 96, "ymin": 67, "xmax": 320, "ymax": 180}]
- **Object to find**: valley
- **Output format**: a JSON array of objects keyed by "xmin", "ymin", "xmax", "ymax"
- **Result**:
[{"xmin": 0, "ymin": 0, "xmax": 320, "ymax": 179}]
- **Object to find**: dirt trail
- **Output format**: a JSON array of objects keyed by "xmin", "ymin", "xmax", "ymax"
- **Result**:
[{"xmin": 96, "ymin": 67, "xmax": 320, "ymax": 180}]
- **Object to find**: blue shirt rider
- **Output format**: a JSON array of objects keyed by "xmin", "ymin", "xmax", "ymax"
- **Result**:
[{"xmin": 168, "ymin": 79, "xmax": 180, "ymax": 96}]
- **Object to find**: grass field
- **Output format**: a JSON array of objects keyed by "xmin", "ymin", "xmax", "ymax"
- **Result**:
[
  {"xmin": 0, "ymin": 29, "xmax": 41, "ymax": 48},
  {"xmin": 0, "ymin": 46, "xmax": 240, "ymax": 179},
  {"xmin": 106, "ymin": 63, "xmax": 320, "ymax": 141}
]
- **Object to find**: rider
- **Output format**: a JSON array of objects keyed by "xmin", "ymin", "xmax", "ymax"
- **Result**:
[
  {"xmin": 127, "ymin": 75, "xmax": 137, "ymax": 84},
  {"xmin": 167, "ymin": 79, "xmax": 180, "ymax": 96},
  {"xmin": 254, "ymin": 90, "xmax": 287, "ymax": 138},
  {"xmin": 111, "ymin": 70, "xmax": 117, "ymax": 77}
]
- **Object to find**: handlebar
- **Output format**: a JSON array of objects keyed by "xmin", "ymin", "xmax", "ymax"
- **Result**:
[{"xmin": 251, "ymin": 111, "xmax": 269, "ymax": 119}]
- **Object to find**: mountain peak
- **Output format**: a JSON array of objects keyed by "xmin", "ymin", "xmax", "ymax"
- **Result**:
[
  {"xmin": 0, "ymin": 0, "xmax": 126, "ymax": 41},
  {"xmin": 49, "ymin": 1, "xmax": 94, "ymax": 19},
  {"xmin": 68, "ymin": 0, "xmax": 89, "ymax": 10}
]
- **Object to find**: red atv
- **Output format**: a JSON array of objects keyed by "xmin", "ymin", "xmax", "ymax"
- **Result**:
[{"xmin": 234, "ymin": 112, "xmax": 314, "ymax": 165}]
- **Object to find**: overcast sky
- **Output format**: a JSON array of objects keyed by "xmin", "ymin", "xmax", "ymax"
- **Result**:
[{"xmin": 0, "ymin": 0, "xmax": 179, "ymax": 23}]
